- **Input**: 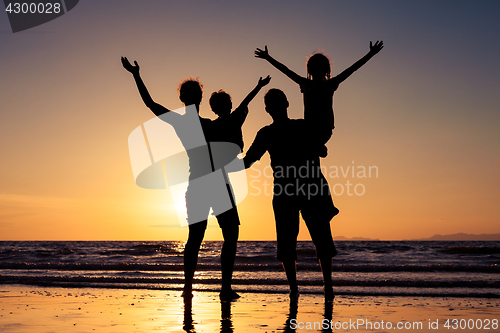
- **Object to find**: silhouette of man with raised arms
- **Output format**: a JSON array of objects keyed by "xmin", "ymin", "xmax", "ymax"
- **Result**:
[
  {"xmin": 121, "ymin": 57, "xmax": 269, "ymax": 301},
  {"xmin": 243, "ymin": 89, "xmax": 339, "ymax": 301}
]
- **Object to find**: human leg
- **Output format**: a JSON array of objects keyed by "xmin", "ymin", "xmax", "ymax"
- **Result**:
[
  {"xmin": 282, "ymin": 259, "xmax": 299, "ymax": 299},
  {"xmin": 217, "ymin": 208, "xmax": 240, "ymax": 299},
  {"xmin": 183, "ymin": 220, "xmax": 207, "ymax": 297},
  {"xmin": 302, "ymin": 184, "xmax": 337, "ymax": 301},
  {"xmin": 312, "ymin": 226, "xmax": 335, "ymax": 301},
  {"xmin": 319, "ymin": 256, "xmax": 334, "ymax": 301},
  {"xmin": 314, "ymin": 122, "xmax": 333, "ymax": 157},
  {"xmin": 273, "ymin": 195, "xmax": 300, "ymax": 297},
  {"xmin": 304, "ymin": 218, "xmax": 336, "ymax": 301},
  {"xmin": 184, "ymin": 179, "xmax": 213, "ymax": 297}
]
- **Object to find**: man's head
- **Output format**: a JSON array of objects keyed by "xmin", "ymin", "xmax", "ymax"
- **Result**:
[
  {"xmin": 209, "ymin": 90, "xmax": 232, "ymax": 117},
  {"xmin": 264, "ymin": 88, "xmax": 289, "ymax": 121},
  {"xmin": 178, "ymin": 78, "xmax": 203, "ymax": 106}
]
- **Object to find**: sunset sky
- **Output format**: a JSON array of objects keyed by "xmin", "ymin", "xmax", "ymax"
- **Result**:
[{"xmin": 0, "ymin": 1, "xmax": 499, "ymax": 241}]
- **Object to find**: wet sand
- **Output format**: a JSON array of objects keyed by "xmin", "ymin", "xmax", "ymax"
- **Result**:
[{"xmin": 1, "ymin": 285, "xmax": 499, "ymax": 332}]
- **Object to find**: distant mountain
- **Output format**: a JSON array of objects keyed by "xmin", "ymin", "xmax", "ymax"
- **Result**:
[
  {"xmin": 334, "ymin": 233, "xmax": 500, "ymax": 241},
  {"xmin": 334, "ymin": 236, "xmax": 380, "ymax": 241},
  {"xmin": 413, "ymin": 233, "xmax": 500, "ymax": 241}
]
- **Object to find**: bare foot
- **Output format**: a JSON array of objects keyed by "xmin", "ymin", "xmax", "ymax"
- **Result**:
[
  {"xmin": 181, "ymin": 287, "xmax": 193, "ymax": 300},
  {"xmin": 219, "ymin": 289, "xmax": 241, "ymax": 301}
]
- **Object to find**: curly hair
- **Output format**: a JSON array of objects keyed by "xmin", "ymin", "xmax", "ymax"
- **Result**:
[
  {"xmin": 178, "ymin": 77, "xmax": 203, "ymax": 105},
  {"xmin": 209, "ymin": 90, "xmax": 232, "ymax": 115}
]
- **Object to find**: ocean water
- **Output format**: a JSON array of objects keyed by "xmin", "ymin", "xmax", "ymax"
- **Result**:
[{"xmin": 0, "ymin": 241, "xmax": 499, "ymax": 297}]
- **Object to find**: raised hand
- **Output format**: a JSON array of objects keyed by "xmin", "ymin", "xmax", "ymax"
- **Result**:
[
  {"xmin": 258, "ymin": 75, "xmax": 271, "ymax": 87},
  {"xmin": 369, "ymin": 41, "xmax": 384, "ymax": 55},
  {"xmin": 121, "ymin": 56, "xmax": 140, "ymax": 74},
  {"xmin": 255, "ymin": 46, "xmax": 270, "ymax": 60}
]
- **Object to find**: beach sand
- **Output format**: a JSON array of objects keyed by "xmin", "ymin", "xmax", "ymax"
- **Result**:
[{"xmin": 1, "ymin": 285, "xmax": 499, "ymax": 332}]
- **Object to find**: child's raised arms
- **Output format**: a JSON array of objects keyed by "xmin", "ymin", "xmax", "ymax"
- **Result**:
[
  {"xmin": 230, "ymin": 75, "xmax": 271, "ymax": 124},
  {"xmin": 255, "ymin": 41, "xmax": 384, "ymax": 87},
  {"xmin": 335, "ymin": 41, "xmax": 384, "ymax": 84},
  {"xmin": 258, "ymin": 75, "xmax": 272, "ymax": 87},
  {"xmin": 237, "ymin": 75, "xmax": 271, "ymax": 110},
  {"xmin": 255, "ymin": 46, "xmax": 306, "ymax": 85},
  {"xmin": 370, "ymin": 40, "xmax": 384, "ymax": 54}
]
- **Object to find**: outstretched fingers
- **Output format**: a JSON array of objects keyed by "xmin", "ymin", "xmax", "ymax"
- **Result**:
[
  {"xmin": 121, "ymin": 56, "xmax": 139, "ymax": 74},
  {"xmin": 370, "ymin": 40, "xmax": 384, "ymax": 53},
  {"xmin": 121, "ymin": 56, "xmax": 129, "ymax": 67},
  {"xmin": 259, "ymin": 75, "xmax": 271, "ymax": 86},
  {"xmin": 255, "ymin": 45, "xmax": 269, "ymax": 59},
  {"xmin": 121, "ymin": 56, "xmax": 132, "ymax": 71}
]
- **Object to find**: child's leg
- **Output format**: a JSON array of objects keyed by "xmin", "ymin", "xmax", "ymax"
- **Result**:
[
  {"xmin": 310, "ymin": 121, "xmax": 333, "ymax": 157},
  {"xmin": 319, "ymin": 125, "xmax": 333, "ymax": 145}
]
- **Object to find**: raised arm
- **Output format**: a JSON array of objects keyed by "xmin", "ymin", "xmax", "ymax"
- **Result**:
[
  {"xmin": 238, "ymin": 75, "xmax": 271, "ymax": 110},
  {"xmin": 230, "ymin": 76, "xmax": 271, "ymax": 125},
  {"xmin": 255, "ymin": 46, "xmax": 305, "ymax": 85},
  {"xmin": 335, "ymin": 41, "xmax": 384, "ymax": 84},
  {"xmin": 121, "ymin": 57, "xmax": 170, "ymax": 117}
]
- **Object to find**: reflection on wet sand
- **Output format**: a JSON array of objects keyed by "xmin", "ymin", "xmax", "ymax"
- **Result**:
[
  {"xmin": 183, "ymin": 299, "xmax": 196, "ymax": 333},
  {"xmin": 221, "ymin": 300, "xmax": 234, "ymax": 333},
  {"xmin": 183, "ymin": 296, "xmax": 235, "ymax": 333},
  {"xmin": 280, "ymin": 297, "xmax": 334, "ymax": 332}
]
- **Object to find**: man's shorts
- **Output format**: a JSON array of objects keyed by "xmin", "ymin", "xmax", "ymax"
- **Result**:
[
  {"xmin": 185, "ymin": 170, "xmax": 240, "ymax": 228},
  {"xmin": 272, "ymin": 176, "xmax": 338, "ymax": 262}
]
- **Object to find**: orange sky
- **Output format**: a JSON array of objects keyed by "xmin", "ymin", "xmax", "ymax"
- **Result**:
[{"xmin": 0, "ymin": 1, "xmax": 499, "ymax": 240}]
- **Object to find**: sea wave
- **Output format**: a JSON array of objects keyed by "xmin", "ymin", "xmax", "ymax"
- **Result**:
[
  {"xmin": 1, "ymin": 241, "xmax": 499, "ymax": 297},
  {"xmin": 0, "ymin": 262, "xmax": 498, "ymax": 272}
]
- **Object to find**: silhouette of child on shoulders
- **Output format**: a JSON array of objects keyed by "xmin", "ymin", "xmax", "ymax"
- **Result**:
[{"xmin": 255, "ymin": 41, "xmax": 383, "ymax": 157}]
